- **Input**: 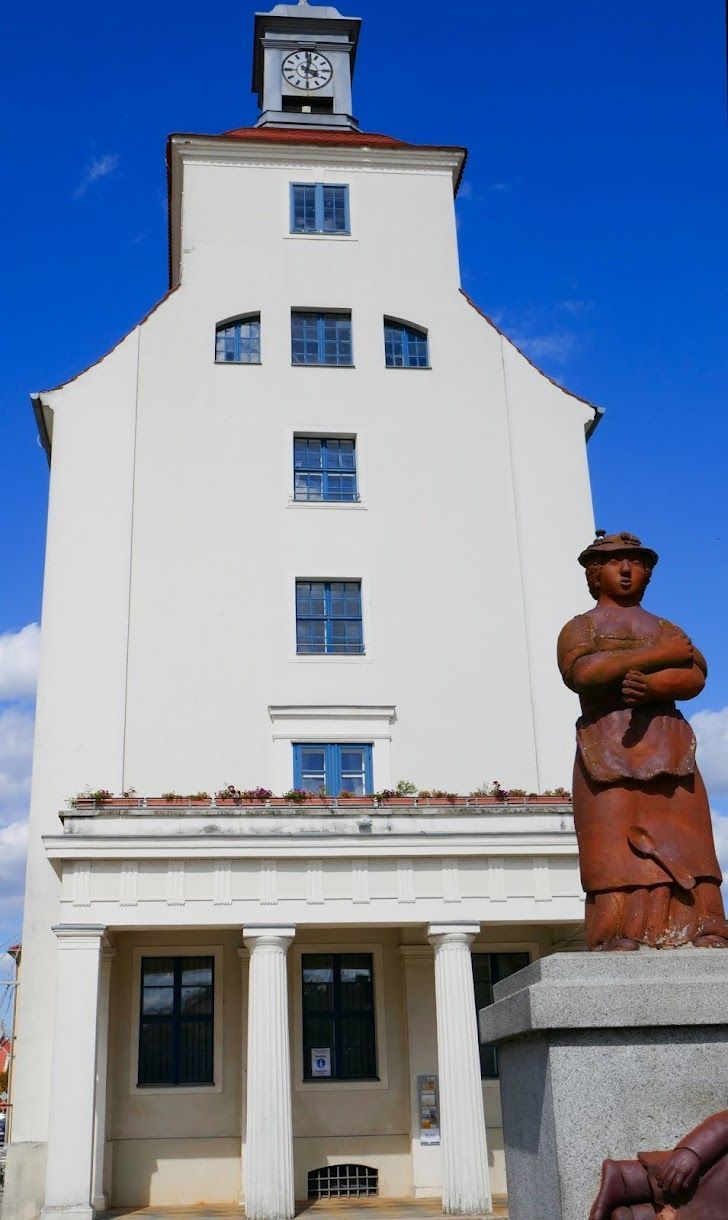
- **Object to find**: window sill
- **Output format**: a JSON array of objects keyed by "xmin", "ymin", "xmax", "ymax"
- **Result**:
[
  {"xmin": 291, "ymin": 363, "xmax": 355, "ymax": 369},
  {"xmin": 214, "ymin": 360, "xmax": 262, "ymax": 366},
  {"xmin": 287, "ymin": 500, "xmax": 367, "ymax": 511},
  {"xmin": 296, "ymin": 1076, "xmax": 387, "ymax": 1092},
  {"xmin": 131, "ymin": 1082, "xmax": 222, "ymax": 1096},
  {"xmin": 285, "ymin": 234, "xmax": 356, "ymax": 242},
  {"xmin": 384, "ymin": 365, "xmax": 432, "ymax": 371},
  {"xmin": 290, "ymin": 654, "xmax": 371, "ymax": 664}
]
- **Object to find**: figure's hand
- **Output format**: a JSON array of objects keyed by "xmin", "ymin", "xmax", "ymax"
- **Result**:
[
  {"xmin": 653, "ymin": 1147, "xmax": 701, "ymax": 1195},
  {"xmin": 622, "ymin": 669, "xmax": 651, "ymax": 705}
]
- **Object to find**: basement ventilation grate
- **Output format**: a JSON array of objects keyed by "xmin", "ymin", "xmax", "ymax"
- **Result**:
[{"xmin": 307, "ymin": 1163, "xmax": 379, "ymax": 1199}]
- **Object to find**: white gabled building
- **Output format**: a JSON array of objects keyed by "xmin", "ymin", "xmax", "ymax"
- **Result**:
[{"xmin": 4, "ymin": 5, "xmax": 599, "ymax": 1220}]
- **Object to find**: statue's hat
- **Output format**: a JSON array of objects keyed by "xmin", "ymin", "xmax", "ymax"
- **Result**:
[{"xmin": 578, "ymin": 530, "xmax": 659, "ymax": 568}]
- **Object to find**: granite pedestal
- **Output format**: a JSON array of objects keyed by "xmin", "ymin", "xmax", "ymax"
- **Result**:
[{"xmin": 479, "ymin": 950, "xmax": 728, "ymax": 1220}]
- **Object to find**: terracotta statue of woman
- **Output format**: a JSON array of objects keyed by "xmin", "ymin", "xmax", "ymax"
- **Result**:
[{"xmin": 557, "ymin": 531, "xmax": 728, "ymax": 951}]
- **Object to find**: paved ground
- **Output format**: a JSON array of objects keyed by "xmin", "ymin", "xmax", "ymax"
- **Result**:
[{"xmin": 103, "ymin": 1200, "xmax": 508, "ymax": 1219}]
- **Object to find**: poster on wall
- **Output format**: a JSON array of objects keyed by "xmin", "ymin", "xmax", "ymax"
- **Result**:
[
  {"xmin": 417, "ymin": 1073, "xmax": 440, "ymax": 1144},
  {"xmin": 311, "ymin": 1048, "xmax": 332, "ymax": 1077}
]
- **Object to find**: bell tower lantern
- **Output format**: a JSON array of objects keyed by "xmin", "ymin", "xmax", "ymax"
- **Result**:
[{"xmin": 252, "ymin": 1, "xmax": 362, "ymax": 130}]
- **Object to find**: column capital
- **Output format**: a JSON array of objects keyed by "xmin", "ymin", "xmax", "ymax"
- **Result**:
[
  {"xmin": 427, "ymin": 922, "xmax": 480, "ymax": 949},
  {"xmin": 243, "ymin": 925, "xmax": 296, "ymax": 953},
  {"xmin": 52, "ymin": 924, "xmax": 107, "ymax": 950}
]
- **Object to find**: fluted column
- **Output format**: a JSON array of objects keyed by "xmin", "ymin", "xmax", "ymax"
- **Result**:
[
  {"xmin": 42, "ymin": 924, "xmax": 107, "ymax": 1220},
  {"xmin": 428, "ymin": 923, "xmax": 491, "ymax": 1216},
  {"xmin": 243, "ymin": 926, "xmax": 296, "ymax": 1220},
  {"xmin": 91, "ymin": 945, "xmax": 116, "ymax": 1210}
]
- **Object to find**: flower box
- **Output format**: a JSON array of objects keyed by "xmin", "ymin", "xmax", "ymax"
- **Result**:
[
  {"xmin": 379, "ymin": 797, "xmax": 417, "ymax": 806},
  {"xmin": 470, "ymin": 796, "xmax": 499, "ymax": 805},
  {"xmin": 146, "ymin": 797, "xmax": 189, "ymax": 807},
  {"xmin": 336, "ymin": 797, "xmax": 376, "ymax": 807},
  {"xmin": 188, "ymin": 798, "xmax": 212, "ymax": 807}
]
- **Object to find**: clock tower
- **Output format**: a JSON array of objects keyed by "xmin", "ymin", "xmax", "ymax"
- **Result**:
[{"xmin": 252, "ymin": 1, "xmax": 361, "ymax": 130}]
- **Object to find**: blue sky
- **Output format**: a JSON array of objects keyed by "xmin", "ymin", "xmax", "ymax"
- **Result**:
[{"xmin": 1, "ymin": 0, "xmax": 727, "ymax": 974}]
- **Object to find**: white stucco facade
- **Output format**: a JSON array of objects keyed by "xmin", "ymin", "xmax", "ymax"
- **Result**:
[{"xmin": 4, "ymin": 6, "xmax": 601, "ymax": 1219}]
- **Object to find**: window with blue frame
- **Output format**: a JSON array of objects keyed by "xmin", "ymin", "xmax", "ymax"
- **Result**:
[
  {"xmin": 473, "ymin": 952, "xmax": 530, "ymax": 1078},
  {"xmin": 291, "ymin": 183, "xmax": 350, "ymax": 234},
  {"xmin": 215, "ymin": 315, "xmax": 261, "ymax": 363},
  {"xmin": 296, "ymin": 580, "xmax": 364, "ymax": 655},
  {"xmin": 383, "ymin": 319, "xmax": 429, "ymax": 368},
  {"xmin": 291, "ymin": 312, "xmax": 353, "ymax": 366},
  {"xmin": 294, "ymin": 437, "xmax": 358, "ymax": 502},
  {"xmin": 138, "ymin": 955, "xmax": 214, "ymax": 1086},
  {"xmin": 293, "ymin": 744, "xmax": 373, "ymax": 797}
]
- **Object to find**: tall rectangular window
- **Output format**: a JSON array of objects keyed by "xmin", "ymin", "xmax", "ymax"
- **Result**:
[
  {"xmin": 472, "ymin": 952, "xmax": 530, "ymax": 1078},
  {"xmin": 296, "ymin": 580, "xmax": 363, "ymax": 654},
  {"xmin": 294, "ymin": 437, "xmax": 358, "ymax": 502},
  {"xmin": 302, "ymin": 952, "xmax": 377, "ymax": 1080},
  {"xmin": 293, "ymin": 743, "xmax": 373, "ymax": 796},
  {"xmin": 292, "ymin": 312, "xmax": 353, "ymax": 366},
  {"xmin": 138, "ymin": 956, "xmax": 214, "ymax": 1086},
  {"xmin": 291, "ymin": 184, "xmax": 349, "ymax": 234}
]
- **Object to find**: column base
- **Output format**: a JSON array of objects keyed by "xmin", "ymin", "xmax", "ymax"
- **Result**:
[
  {"xmin": 91, "ymin": 1196, "xmax": 108, "ymax": 1212},
  {"xmin": 479, "ymin": 949, "xmax": 728, "ymax": 1220}
]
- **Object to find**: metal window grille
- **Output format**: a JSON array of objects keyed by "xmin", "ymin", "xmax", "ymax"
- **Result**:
[
  {"xmin": 291, "ymin": 312, "xmax": 353, "ymax": 366},
  {"xmin": 215, "ymin": 316, "xmax": 261, "ymax": 363},
  {"xmin": 291, "ymin": 183, "xmax": 349, "ymax": 234},
  {"xmin": 295, "ymin": 580, "xmax": 363, "ymax": 654},
  {"xmin": 294, "ymin": 436, "xmax": 358, "ymax": 502},
  {"xmin": 307, "ymin": 1164, "xmax": 379, "ymax": 1200},
  {"xmin": 301, "ymin": 952, "xmax": 377, "ymax": 1080},
  {"xmin": 138, "ymin": 955, "xmax": 214, "ymax": 1086},
  {"xmin": 384, "ymin": 320, "xmax": 429, "ymax": 368}
]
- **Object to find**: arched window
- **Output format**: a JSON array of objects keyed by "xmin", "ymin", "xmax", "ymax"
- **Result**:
[
  {"xmin": 383, "ymin": 318, "xmax": 429, "ymax": 368},
  {"xmin": 215, "ymin": 314, "xmax": 261, "ymax": 363}
]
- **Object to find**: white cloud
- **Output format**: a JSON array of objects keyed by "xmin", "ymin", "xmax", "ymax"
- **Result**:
[
  {"xmin": 712, "ymin": 811, "xmax": 728, "ymax": 875},
  {"xmin": 559, "ymin": 299, "xmax": 592, "ymax": 314},
  {"xmin": 488, "ymin": 182, "xmax": 510, "ymax": 192},
  {"xmin": 0, "ymin": 624, "xmax": 39, "ymax": 701},
  {"xmin": 0, "ymin": 820, "xmax": 28, "ymax": 891},
  {"xmin": 691, "ymin": 706, "xmax": 728, "ymax": 796},
  {"xmin": 513, "ymin": 330, "xmax": 577, "ymax": 364},
  {"xmin": 73, "ymin": 152, "xmax": 120, "ymax": 199}
]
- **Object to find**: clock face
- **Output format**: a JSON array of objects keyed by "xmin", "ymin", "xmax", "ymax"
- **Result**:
[{"xmin": 282, "ymin": 49, "xmax": 333, "ymax": 91}]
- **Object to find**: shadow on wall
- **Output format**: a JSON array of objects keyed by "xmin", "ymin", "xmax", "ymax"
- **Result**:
[{"xmin": 111, "ymin": 1137, "xmax": 241, "ymax": 1207}]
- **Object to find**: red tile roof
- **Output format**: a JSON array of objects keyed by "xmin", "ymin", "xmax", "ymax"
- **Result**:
[{"xmin": 221, "ymin": 125, "xmax": 409, "ymax": 148}]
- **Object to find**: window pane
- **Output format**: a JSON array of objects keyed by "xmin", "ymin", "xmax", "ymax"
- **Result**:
[
  {"xmin": 340, "ymin": 1014, "xmax": 376, "ymax": 1078},
  {"xmin": 179, "ymin": 1020, "xmax": 213, "ymax": 1084},
  {"xmin": 292, "ymin": 184, "xmax": 317, "ymax": 233},
  {"xmin": 142, "ymin": 958, "xmax": 174, "ymax": 986},
  {"xmin": 139, "ymin": 1022, "xmax": 173, "ymax": 1085},
  {"xmin": 339, "ymin": 955, "xmax": 373, "ymax": 1009},
  {"xmin": 142, "ymin": 986, "xmax": 174, "ymax": 1016},
  {"xmin": 303, "ymin": 955, "xmax": 334, "ymax": 1008},
  {"xmin": 297, "ymin": 620, "xmax": 326, "ymax": 653},
  {"xmin": 322, "ymin": 185, "xmax": 348, "ymax": 233},
  {"xmin": 474, "ymin": 953, "xmax": 529, "ymax": 1078},
  {"xmin": 295, "ymin": 473, "xmax": 324, "ymax": 501}
]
